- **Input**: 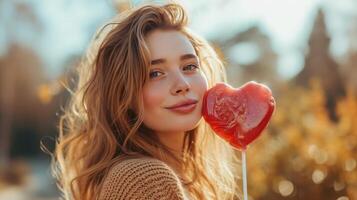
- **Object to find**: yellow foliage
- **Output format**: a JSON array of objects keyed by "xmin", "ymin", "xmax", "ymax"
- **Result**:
[{"xmin": 245, "ymin": 80, "xmax": 357, "ymax": 200}]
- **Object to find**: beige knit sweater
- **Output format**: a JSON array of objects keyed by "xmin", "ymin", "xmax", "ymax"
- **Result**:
[{"xmin": 98, "ymin": 156, "xmax": 191, "ymax": 200}]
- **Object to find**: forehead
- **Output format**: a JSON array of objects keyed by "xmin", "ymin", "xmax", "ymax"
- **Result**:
[{"xmin": 145, "ymin": 29, "xmax": 196, "ymax": 60}]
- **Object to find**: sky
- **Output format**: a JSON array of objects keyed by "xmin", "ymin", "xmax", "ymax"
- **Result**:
[
  {"xmin": 0, "ymin": 0, "xmax": 356, "ymax": 79},
  {"xmin": 184, "ymin": 0, "xmax": 357, "ymax": 79}
]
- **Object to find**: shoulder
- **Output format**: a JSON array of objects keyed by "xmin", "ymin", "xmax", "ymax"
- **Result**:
[{"xmin": 98, "ymin": 156, "xmax": 187, "ymax": 200}]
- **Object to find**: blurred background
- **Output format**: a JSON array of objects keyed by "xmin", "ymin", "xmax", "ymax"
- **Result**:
[{"xmin": 0, "ymin": 0, "xmax": 356, "ymax": 199}]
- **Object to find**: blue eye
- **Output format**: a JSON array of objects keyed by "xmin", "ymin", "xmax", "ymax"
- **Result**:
[
  {"xmin": 149, "ymin": 71, "xmax": 163, "ymax": 79},
  {"xmin": 183, "ymin": 64, "xmax": 199, "ymax": 71}
]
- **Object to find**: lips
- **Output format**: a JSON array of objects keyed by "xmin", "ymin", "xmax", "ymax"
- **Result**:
[{"xmin": 165, "ymin": 99, "xmax": 198, "ymax": 109}]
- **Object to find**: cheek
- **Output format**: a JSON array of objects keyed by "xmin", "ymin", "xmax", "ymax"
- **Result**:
[
  {"xmin": 142, "ymin": 82, "xmax": 171, "ymax": 130},
  {"xmin": 142, "ymin": 84, "xmax": 165, "ymax": 112},
  {"xmin": 194, "ymin": 72, "xmax": 209, "ymax": 97}
]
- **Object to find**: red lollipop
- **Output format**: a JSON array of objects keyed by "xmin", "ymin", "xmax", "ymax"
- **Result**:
[{"xmin": 202, "ymin": 81, "xmax": 276, "ymax": 150}]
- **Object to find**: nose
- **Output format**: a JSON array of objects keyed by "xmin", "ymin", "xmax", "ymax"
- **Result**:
[{"xmin": 171, "ymin": 73, "xmax": 190, "ymax": 95}]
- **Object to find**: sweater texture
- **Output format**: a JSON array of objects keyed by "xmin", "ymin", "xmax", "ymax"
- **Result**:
[{"xmin": 98, "ymin": 156, "xmax": 191, "ymax": 200}]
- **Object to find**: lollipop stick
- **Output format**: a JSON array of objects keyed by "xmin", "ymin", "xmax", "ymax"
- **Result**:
[{"xmin": 242, "ymin": 150, "xmax": 248, "ymax": 200}]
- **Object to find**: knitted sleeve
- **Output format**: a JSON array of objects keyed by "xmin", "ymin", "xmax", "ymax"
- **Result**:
[{"xmin": 98, "ymin": 157, "xmax": 188, "ymax": 200}]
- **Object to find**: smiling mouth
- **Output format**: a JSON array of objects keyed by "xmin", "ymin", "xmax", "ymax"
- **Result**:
[{"xmin": 166, "ymin": 102, "xmax": 198, "ymax": 114}]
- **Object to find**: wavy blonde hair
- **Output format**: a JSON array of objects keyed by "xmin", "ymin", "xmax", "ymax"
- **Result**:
[{"xmin": 52, "ymin": 3, "xmax": 241, "ymax": 200}]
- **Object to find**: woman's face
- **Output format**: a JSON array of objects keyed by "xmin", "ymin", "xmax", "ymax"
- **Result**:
[{"xmin": 142, "ymin": 29, "xmax": 208, "ymax": 135}]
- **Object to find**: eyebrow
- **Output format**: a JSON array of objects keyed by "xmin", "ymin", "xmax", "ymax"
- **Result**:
[{"xmin": 150, "ymin": 54, "xmax": 198, "ymax": 65}]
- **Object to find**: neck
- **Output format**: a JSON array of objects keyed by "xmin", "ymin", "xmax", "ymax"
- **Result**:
[
  {"xmin": 155, "ymin": 130, "xmax": 186, "ymax": 176},
  {"xmin": 156, "ymin": 130, "xmax": 186, "ymax": 155}
]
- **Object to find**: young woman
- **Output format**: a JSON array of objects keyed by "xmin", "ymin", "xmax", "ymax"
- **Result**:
[{"xmin": 53, "ymin": 3, "xmax": 241, "ymax": 200}]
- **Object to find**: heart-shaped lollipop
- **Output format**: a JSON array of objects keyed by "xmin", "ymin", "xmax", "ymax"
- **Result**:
[{"xmin": 202, "ymin": 81, "xmax": 275, "ymax": 150}]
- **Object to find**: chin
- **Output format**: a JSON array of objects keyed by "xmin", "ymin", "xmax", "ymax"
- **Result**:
[
  {"xmin": 147, "ymin": 112, "xmax": 202, "ymax": 133},
  {"xmin": 172, "ymin": 117, "xmax": 201, "ymax": 132}
]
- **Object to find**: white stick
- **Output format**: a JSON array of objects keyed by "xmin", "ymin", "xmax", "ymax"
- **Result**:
[{"xmin": 242, "ymin": 150, "xmax": 248, "ymax": 200}]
